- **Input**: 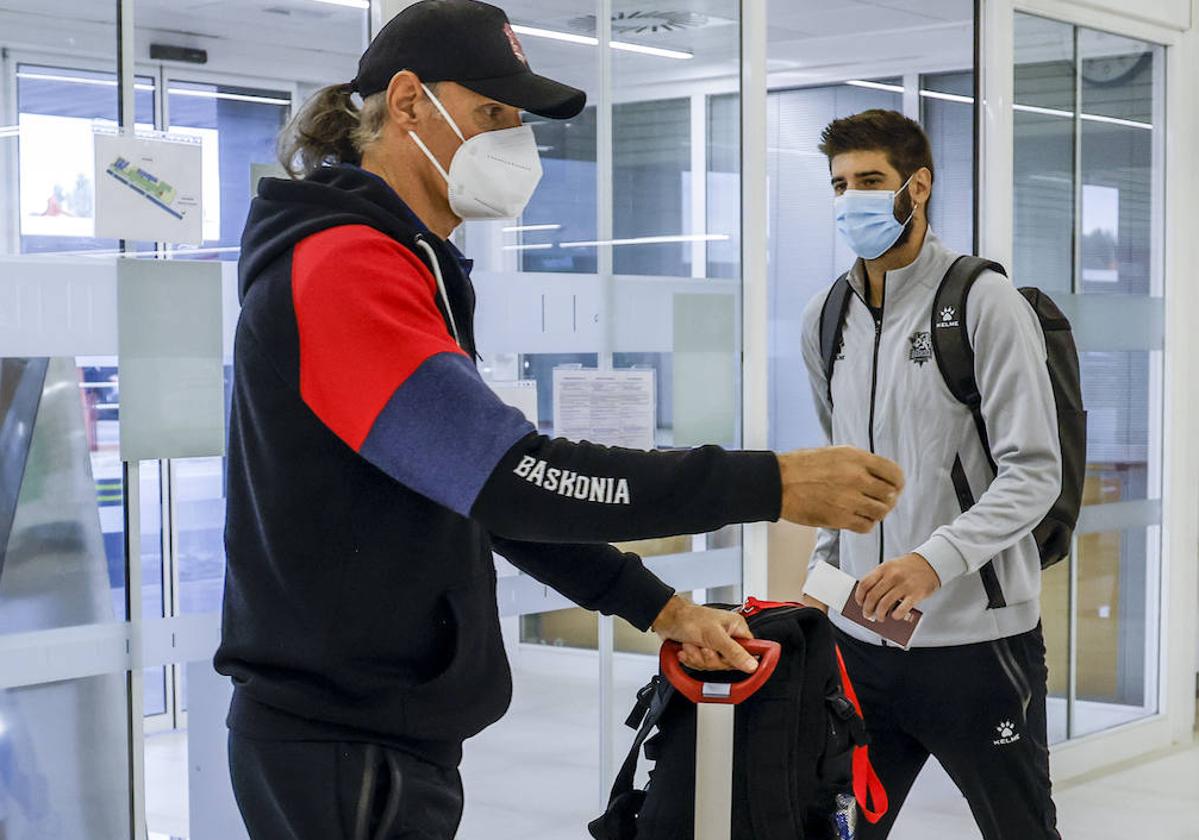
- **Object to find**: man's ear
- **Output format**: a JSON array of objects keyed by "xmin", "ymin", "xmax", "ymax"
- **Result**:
[
  {"xmin": 386, "ymin": 71, "xmax": 423, "ymax": 131},
  {"xmin": 912, "ymin": 166, "xmax": 933, "ymax": 211}
]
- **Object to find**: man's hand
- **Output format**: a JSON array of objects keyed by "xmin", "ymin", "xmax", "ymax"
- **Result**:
[
  {"xmin": 651, "ymin": 596, "xmax": 758, "ymax": 674},
  {"xmin": 856, "ymin": 553, "xmax": 941, "ymax": 622},
  {"xmin": 777, "ymin": 446, "xmax": 904, "ymax": 534}
]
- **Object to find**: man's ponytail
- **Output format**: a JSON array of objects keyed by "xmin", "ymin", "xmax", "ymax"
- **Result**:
[{"xmin": 278, "ymin": 83, "xmax": 389, "ymax": 179}]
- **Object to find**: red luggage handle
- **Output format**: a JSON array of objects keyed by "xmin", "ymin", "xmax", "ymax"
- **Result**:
[{"xmin": 659, "ymin": 639, "xmax": 782, "ymax": 706}]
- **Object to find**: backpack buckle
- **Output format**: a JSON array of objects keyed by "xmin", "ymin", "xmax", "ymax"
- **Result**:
[
  {"xmin": 625, "ymin": 676, "xmax": 659, "ymax": 730},
  {"xmin": 828, "ymin": 692, "xmax": 871, "ymax": 746}
]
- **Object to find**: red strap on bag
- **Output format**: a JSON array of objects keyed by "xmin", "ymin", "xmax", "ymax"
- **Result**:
[{"xmin": 835, "ymin": 645, "xmax": 889, "ymax": 824}]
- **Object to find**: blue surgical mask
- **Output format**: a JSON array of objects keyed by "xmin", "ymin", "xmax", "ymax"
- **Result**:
[{"xmin": 834, "ymin": 175, "xmax": 916, "ymax": 260}]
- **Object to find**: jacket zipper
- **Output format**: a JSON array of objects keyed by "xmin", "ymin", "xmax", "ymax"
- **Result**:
[
  {"xmin": 868, "ymin": 279, "xmax": 886, "ymax": 570},
  {"xmin": 868, "ymin": 279, "xmax": 888, "ymax": 647}
]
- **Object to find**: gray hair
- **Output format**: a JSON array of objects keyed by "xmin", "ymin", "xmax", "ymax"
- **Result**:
[{"xmin": 276, "ymin": 85, "xmax": 392, "ymax": 179}]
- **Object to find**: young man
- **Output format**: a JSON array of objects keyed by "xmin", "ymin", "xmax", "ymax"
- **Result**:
[
  {"xmin": 218, "ymin": 4, "xmax": 904, "ymax": 838},
  {"xmin": 800, "ymin": 109, "xmax": 1063, "ymax": 839}
]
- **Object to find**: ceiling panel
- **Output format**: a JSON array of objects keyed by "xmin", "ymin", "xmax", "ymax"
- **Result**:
[{"xmin": 0, "ymin": 0, "xmax": 976, "ymax": 93}]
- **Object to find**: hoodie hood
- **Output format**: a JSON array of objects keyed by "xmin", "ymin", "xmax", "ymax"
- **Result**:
[{"xmin": 238, "ymin": 164, "xmax": 431, "ymax": 302}]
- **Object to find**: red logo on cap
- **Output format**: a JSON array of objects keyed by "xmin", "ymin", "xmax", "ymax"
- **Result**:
[{"xmin": 503, "ymin": 23, "xmax": 528, "ymax": 65}]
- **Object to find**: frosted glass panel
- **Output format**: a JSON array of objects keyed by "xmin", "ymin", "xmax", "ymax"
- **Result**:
[{"xmin": 117, "ymin": 259, "xmax": 224, "ymax": 461}]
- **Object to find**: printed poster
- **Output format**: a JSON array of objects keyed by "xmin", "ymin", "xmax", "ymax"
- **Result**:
[{"xmin": 95, "ymin": 129, "xmax": 204, "ymax": 244}]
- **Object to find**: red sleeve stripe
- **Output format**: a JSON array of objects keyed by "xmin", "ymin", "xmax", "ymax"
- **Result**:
[{"xmin": 292, "ymin": 224, "xmax": 467, "ymax": 452}]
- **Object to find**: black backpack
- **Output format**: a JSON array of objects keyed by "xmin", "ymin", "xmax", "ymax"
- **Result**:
[
  {"xmin": 819, "ymin": 256, "xmax": 1086, "ymax": 585},
  {"xmin": 589, "ymin": 600, "xmax": 885, "ymax": 840}
]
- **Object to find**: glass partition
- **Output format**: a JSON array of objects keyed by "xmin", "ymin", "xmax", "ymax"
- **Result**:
[
  {"xmin": 0, "ymin": 3, "xmax": 135, "ymax": 836},
  {"xmin": 1014, "ymin": 13, "xmax": 1165, "ymax": 741},
  {"xmin": 460, "ymin": 1, "xmax": 747, "ymax": 828}
]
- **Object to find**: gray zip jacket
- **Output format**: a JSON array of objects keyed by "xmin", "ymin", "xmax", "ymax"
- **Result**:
[{"xmin": 800, "ymin": 231, "xmax": 1061, "ymax": 647}]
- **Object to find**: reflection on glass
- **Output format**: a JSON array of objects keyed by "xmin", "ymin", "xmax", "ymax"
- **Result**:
[
  {"xmin": 176, "ymin": 456, "xmax": 229, "ymax": 615},
  {"xmin": 1013, "ymin": 15, "xmax": 1075, "ymax": 296},
  {"xmin": 707, "ymin": 93, "xmax": 739, "ymax": 280},
  {"xmin": 1080, "ymin": 351, "xmax": 1152, "ymax": 503},
  {"xmin": 1079, "ymin": 31, "xmax": 1159, "ymax": 297},
  {"xmin": 75, "ymin": 361, "xmax": 165, "ymax": 626},
  {"xmin": 0, "ymin": 359, "xmax": 132, "ymax": 631},
  {"xmin": 0, "ymin": 298, "xmax": 131, "ymax": 828},
  {"xmin": 1040, "ymin": 558, "xmax": 1070, "ymax": 744},
  {"xmin": 613, "ymin": 98, "xmax": 692, "ymax": 277},
  {"xmin": 920, "ymin": 71, "xmax": 975, "ymax": 254},
  {"xmin": 1014, "ymin": 13, "xmax": 1164, "ymax": 743},
  {"xmin": 761, "ymin": 81, "xmax": 903, "ymax": 453},
  {"xmin": 0, "ymin": 675, "xmax": 131, "ymax": 838},
  {"xmin": 16, "ymin": 65, "xmax": 156, "ymax": 256},
  {"xmin": 523, "ymin": 108, "xmax": 598, "ymax": 273},
  {"xmin": 1073, "ymin": 527, "xmax": 1159, "ymax": 738},
  {"xmin": 168, "ymin": 81, "xmax": 290, "ymax": 255}
]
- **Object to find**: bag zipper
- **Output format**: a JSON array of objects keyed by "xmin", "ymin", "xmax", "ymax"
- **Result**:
[{"xmin": 740, "ymin": 596, "xmax": 809, "ymax": 618}]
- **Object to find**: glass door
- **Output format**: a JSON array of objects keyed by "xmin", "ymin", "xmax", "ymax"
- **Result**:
[
  {"xmin": 455, "ymin": 0, "xmax": 748, "ymax": 830},
  {"xmin": 1012, "ymin": 12, "xmax": 1165, "ymax": 743}
]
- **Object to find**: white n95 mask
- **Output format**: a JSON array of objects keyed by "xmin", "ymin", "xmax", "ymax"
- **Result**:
[{"xmin": 408, "ymin": 83, "xmax": 543, "ymax": 220}]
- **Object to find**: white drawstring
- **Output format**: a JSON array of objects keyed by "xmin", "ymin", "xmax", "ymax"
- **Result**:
[{"xmin": 415, "ymin": 237, "xmax": 461, "ymax": 348}]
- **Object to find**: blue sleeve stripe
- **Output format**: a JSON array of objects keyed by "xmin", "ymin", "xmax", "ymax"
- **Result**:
[{"xmin": 358, "ymin": 352, "xmax": 536, "ymax": 516}]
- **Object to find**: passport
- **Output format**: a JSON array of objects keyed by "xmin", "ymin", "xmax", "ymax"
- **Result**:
[{"xmin": 803, "ymin": 561, "xmax": 923, "ymax": 649}]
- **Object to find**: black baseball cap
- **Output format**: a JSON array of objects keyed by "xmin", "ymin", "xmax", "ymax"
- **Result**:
[{"xmin": 350, "ymin": 0, "xmax": 586, "ymax": 120}]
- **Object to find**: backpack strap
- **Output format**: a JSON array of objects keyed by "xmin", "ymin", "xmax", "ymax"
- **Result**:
[
  {"xmin": 930, "ymin": 256, "xmax": 1009, "ymax": 610},
  {"xmin": 588, "ymin": 677, "xmax": 674, "ymax": 840},
  {"xmin": 835, "ymin": 645, "xmax": 889, "ymax": 825},
  {"xmin": 930, "ymin": 256, "xmax": 1007, "ymax": 472},
  {"xmin": 818, "ymin": 273, "xmax": 855, "ymax": 406}
]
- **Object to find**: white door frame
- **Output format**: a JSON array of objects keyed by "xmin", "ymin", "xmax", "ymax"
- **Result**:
[{"xmin": 980, "ymin": 0, "xmax": 1198, "ymax": 781}]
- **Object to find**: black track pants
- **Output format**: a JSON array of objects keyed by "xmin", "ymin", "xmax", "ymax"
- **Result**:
[
  {"xmin": 836, "ymin": 625, "xmax": 1060, "ymax": 840},
  {"xmin": 229, "ymin": 734, "xmax": 464, "ymax": 840}
]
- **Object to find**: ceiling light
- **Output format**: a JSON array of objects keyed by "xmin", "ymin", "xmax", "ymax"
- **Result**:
[
  {"xmin": 502, "ymin": 243, "xmax": 554, "ymax": 251},
  {"xmin": 168, "ymin": 88, "xmax": 290, "ymax": 106},
  {"xmin": 308, "ymin": 0, "xmax": 369, "ymax": 9},
  {"xmin": 17, "ymin": 71, "xmax": 154, "ymax": 92},
  {"xmin": 510, "ymin": 24, "xmax": 597, "ymax": 47},
  {"xmin": 1080, "ymin": 112, "xmax": 1153, "ymax": 130},
  {"xmin": 510, "ymin": 24, "xmax": 693, "ymax": 60},
  {"xmin": 560, "ymin": 234, "xmax": 729, "ymax": 248},
  {"xmin": 846, "ymin": 80, "xmax": 904, "ymax": 93},
  {"xmin": 920, "ymin": 90, "xmax": 974, "ymax": 104},
  {"xmin": 610, "ymin": 41, "xmax": 693, "ymax": 60},
  {"xmin": 1013, "ymin": 103, "xmax": 1151, "ymax": 130},
  {"xmin": 1013, "ymin": 103, "xmax": 1074, "ymax": 119},
  {"xmin": 503, "ymin": 224, "xmax": 562, "ymax": 233}
]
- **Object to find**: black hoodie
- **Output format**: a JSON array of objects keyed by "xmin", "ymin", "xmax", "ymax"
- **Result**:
[{"xmin": 216, "ymin": 164, "xmax": 782, "ymax": 767}]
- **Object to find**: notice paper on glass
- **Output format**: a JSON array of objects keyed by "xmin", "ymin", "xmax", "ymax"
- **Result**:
[
  {"xmin": 803, "ymin": 561, "xmax": 923, "ymax": 648},
  {"xmin": 95, "ymin": 129, "xmax": 203, "ymax": 244},
  {"xmin": 552, "ymin": 368, "xmax": 656, "ymax": 450}
]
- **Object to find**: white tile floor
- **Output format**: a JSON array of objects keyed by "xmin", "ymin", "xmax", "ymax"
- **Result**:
[{"xmin": 146, "ymin": 649, "xmax": 1199, "ymax": 839}]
